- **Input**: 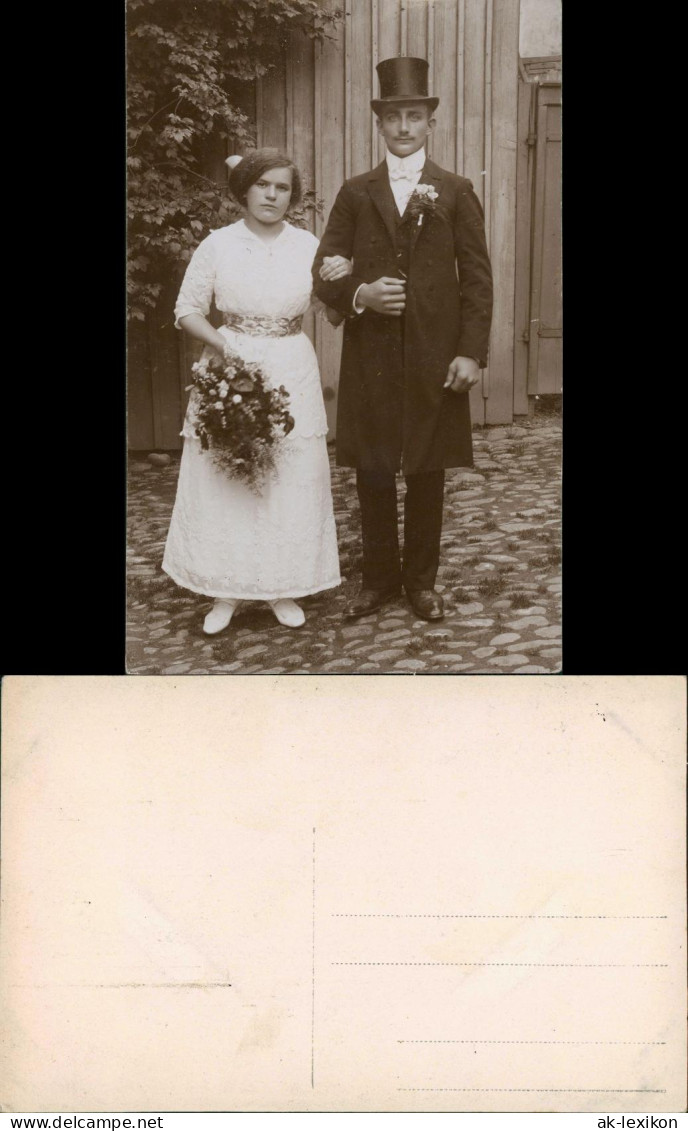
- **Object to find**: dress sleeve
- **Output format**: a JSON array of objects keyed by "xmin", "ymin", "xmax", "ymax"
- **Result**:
[
  {"xmin": 174, "ymin": 234, "xmax": 218, "ymax": 329},
  {"xmin": 303, "ymin": 228, "xmax": 347, "ymax": 326},
  {"xmin": 299, "ymin": 228, "xmax": 320, "ymax": 265},
  {"xmin": 311, "ymin": 184, "xmax": 363, "ymax": 316}
]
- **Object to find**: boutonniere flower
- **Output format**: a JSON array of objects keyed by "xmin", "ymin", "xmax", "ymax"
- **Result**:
[{"xmin": 406, "ymin": 183, "xmax": 440, "ymax": 226}]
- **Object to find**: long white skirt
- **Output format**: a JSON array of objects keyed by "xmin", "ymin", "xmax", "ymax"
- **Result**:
[{"xmin": 162, "ymin": 327, "xmax": 341, "ymax": 601}]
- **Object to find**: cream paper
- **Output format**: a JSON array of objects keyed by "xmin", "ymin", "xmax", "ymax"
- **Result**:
[{"xmin": 1, "ymin": 676, "xmax": 685, "ymax": 1112}]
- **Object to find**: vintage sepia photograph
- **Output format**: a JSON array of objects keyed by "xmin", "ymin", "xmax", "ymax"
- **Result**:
[{"xmin": 126, "ymin": 0, "xmax": 562, "ymax": 675}]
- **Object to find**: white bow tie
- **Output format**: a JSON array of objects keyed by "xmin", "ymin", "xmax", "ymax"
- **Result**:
[{"xmin": 389, "ymin": 167, "xmax": 417, "ymax": 183}]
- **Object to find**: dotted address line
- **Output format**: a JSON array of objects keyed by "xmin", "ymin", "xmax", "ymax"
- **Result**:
[
  {"xmin": 332, "ymin": 914, "xmax": 668, "ymax": 919},
  {"xmin": 397, "ymin": 1040, "xmax": 666, "ymax": 1045},
  {"xmin": 398, "ymin": 1088, "xmax": 666, "ymax": 1093}
]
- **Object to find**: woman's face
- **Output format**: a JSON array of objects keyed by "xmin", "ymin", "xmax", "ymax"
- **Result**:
[{"xmin": 245, "ymin": 166, "xmax": 293, "ymax": 224}]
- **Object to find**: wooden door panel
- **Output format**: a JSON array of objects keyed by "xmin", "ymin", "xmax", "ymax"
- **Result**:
[{"xmin": 528, "ymin": 82, "xmax": 562, "ymax": 396}]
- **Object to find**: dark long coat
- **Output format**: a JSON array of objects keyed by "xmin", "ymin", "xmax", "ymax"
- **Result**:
[{"xmin": 312, "ymin": 158, "xmax": 493, "ymax": 475}]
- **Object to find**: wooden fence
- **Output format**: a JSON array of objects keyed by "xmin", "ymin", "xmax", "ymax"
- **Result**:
[
  {"xmin": 128, "ymin": 0, "xmax": 526, "ymax": 450},
  {"xmin": 515, "ymin": 60, "xmax": 561, "ymax": 406}
]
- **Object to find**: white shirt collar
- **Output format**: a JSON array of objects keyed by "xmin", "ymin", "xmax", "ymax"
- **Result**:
[
  {"xmin": 235, "ymin": 218, "xmax": 292, "ymax": 245},
  {"xmin": 385, "ymin": 147, "xmax": 426, "ymax": 175}
]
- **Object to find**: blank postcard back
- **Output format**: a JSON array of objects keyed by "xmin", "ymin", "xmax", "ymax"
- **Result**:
[{"xmin": 1, "ymin": 675, "xmax": 685, "ymax": 1112}]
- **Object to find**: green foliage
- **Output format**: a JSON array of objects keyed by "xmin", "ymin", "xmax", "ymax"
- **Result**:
[{"xmin": 127, "ymin": 0, "xmax": 339, "ymax": 319}]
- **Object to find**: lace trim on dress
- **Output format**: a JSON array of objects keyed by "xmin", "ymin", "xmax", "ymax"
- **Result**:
[
  {"xmin": 222, "ymin": 312, "xmax": 303, "ymax": 337},
  {"xmin": 160, "ymin": 562, "xmax": 341, "ymax": 602}
]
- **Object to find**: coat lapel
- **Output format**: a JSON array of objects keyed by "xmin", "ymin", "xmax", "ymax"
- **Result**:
[
  {"xmin": 409, "ymin": 157, "xmax": 444, "ymax": 255},
  {"xmin": 367, "ymin": 162, "xmax": 398, "ymax": 248}
]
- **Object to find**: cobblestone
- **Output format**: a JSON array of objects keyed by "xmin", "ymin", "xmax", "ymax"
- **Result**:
[
  {"xmin": 506, "ymin": 639, "xmax": 556, "ymax": 652},
  {"xmin": 235, "ymin": 645, "xmax": 269, "ymax": 660},
  {"xmin": 127, "ymin": 417, "xmax": 561, "ymax": 674},
  {"xmin": 368, "ymin": 649, "xmax": 407, "ymax": 662},
  {"xmin": 340, "ymin": 624, "xmax": 375, "ymax": 638},
  {"xmin": 507, "ymin": 616, "xmax": 549, "ymax": 630}
]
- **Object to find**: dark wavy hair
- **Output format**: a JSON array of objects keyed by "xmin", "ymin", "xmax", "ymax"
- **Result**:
[{"xmin": 228, "ymin": 148, "xmax": 303, "ymax": 209}]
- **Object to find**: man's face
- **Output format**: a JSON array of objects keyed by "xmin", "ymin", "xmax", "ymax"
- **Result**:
[{"xmin": 376, "ymin": 102, "xmax": 435, "ymax": 158}]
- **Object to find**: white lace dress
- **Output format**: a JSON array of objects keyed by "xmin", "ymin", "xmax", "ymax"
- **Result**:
[{"xmin": 162, "ymin": 220, "xmax": 341, "ymax": 601}]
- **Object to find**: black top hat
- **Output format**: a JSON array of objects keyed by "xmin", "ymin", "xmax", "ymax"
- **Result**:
[{"xmin": 371, "ymin": 56, "xmax": 439, "ymax": 116}]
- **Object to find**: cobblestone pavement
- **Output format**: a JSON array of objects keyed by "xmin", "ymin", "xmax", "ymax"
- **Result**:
[{"xmin": 127, "ymin": 417, "xmax": 561, "ymax": 675}]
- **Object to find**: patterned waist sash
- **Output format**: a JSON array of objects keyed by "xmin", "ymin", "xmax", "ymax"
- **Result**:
[{"xmin": 222, "ymin": 312, "xmax": 303, "ymax": 337}]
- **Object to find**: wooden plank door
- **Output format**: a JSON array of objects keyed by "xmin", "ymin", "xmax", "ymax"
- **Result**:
[
  {"xmin": 513, "ymin": 71, "xmax": 536, "ymax": 416},
  {"xmin": 527, "ymin": 80, "xmax": 562, "ymax": 395},
  {"xmin": 483, "ymin": 0, "xmax": 520, "ymax": 423},
  {"xmin": 127, "ymin": 321, "xmax": 155, "ymax": 450},
  {"xmin": 147, "ymin": 278, "xmax": 184, "ymax": 450}
]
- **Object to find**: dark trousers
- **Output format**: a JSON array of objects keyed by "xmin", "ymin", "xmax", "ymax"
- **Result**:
[{"xmin": 356, "ymin": 468, "xmax": 445, "ymax": 592}]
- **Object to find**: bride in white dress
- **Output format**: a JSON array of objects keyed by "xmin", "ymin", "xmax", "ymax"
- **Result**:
[{"xmin": 162, "ymin": 149, "xmax": 350, "ymax": 634}]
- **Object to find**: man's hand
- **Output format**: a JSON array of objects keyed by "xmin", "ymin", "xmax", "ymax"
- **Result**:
[
  {"xmin": 444, "ymin": 356, "xmax": 480, "ymax": 393},
  {"xmin": 357, "ymin": 276, "xmax": 406, "ymax": 316},
  {"xmin": 319, "ymin": 255, "xmax": 353, "ymax": 282}
]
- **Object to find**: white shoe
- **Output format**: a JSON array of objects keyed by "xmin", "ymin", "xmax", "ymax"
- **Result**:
[
  {"xmin": 269, "ymin": 599, "xmax": 305, "ymax": 628},
  {"xmin": 203, "ymin": 598, "xmax": 239, "ymax": 635}
]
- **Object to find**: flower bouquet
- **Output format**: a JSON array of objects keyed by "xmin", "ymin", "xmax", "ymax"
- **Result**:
[{"xmin": 187, "ymin": 351, "xmax": 295, "ymax": 491}]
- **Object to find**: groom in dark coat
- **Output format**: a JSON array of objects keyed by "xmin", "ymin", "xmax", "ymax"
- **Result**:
[{"xmin": 313, "ymin": 56, "xmax": 493, "ymax": 621}]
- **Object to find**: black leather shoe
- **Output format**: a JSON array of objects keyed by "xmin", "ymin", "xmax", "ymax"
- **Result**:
[
  {"xmin": 344, "ymin": 586, "xmax": 402, "ymax": 619},
  {"xmin": 407, "ymin": 589, "xmax": 445, "ymax": 620}
]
